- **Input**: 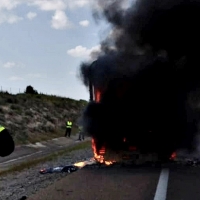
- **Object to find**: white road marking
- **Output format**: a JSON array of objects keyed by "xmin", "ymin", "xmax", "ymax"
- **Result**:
[
  {"xmin": 0, "ymin": 151, "xmax": 43, "ymax": 165},
  {"xmin": 154, "ymin": 168, "xmax": 169, "ymax": 200}
]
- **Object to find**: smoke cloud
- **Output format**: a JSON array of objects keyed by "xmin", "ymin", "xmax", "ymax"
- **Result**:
[{"xmin": 79, "ymin": 0, "xmax": 200, "ymax": 160}]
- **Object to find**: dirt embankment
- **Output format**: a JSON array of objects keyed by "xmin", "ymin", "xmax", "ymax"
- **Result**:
[{"xmin": 0, "ymin": 92, "xmax": 87, "ymax": 145}]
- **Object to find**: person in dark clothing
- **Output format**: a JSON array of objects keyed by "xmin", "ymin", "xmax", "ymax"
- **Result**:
[
  {"xmin": 78, "ymin": 126, "xmax": 84, "ymax": 141},
  {"xmin": 65, "ymin": 119, "xmax": 73, "ymax": 137},
  {"xmin": 0, "ymin": 125, "xmax": 15, "ymax": 157}
]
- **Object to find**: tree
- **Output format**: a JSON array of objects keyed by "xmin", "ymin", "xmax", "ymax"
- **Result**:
[{"xmin": 25, "ymin": 85, "xmax": 38, "ymax": 94}]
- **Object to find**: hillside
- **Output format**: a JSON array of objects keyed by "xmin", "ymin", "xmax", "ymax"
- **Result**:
[{"xmin": 0, "ymin": 91, "xmax": 88, "ymax": 145}]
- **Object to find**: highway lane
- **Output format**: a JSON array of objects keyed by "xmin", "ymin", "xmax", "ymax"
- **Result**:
[
  {"xmin": 29, "ymin": 166, "xmax": 161, "ymax": 200},
  {"xmin": 167, "ymin": 165, "xmax": 200, "ymax": 200}
]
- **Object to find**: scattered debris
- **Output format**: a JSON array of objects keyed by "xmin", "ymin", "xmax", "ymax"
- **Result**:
[
  {"xmin": 40, "ymin": 165, "xmax": 78, "ymax": 174},
  {"xmin": 26, "ymin": 143, "xmax": 46, "ymax": 148},
  {"xmin": 18, "ymin": 196, "xmax": 27, "ymax": 200},
  {"xmin": 185, "ymin": 158, "xmax": 200, "ymax": 166},
  {"xmin": 173, "ymin": 155, "xmax": 200, "ymax": 166},
  {"xmin": 39, "ymin": 158, "xmax": 97, "ymax": 174}
]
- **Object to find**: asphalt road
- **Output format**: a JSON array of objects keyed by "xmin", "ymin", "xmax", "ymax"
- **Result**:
[
  {"xmin": 167, "ymin": 165, "xmax": 200, "ymax": 200},
  {"xmin": 28, "ymin": 163, "xmax": 200, "ymax": 200},
  {"xmin": 1, "ymin": 136, "xmax": 200, "ymax": 200}
]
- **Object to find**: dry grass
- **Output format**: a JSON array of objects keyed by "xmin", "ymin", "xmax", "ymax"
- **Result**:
[{"xmin": 0, "ymin": 92, "xmax": 87, "ymax": 145}]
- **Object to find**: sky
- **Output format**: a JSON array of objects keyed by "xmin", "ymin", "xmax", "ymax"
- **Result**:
[{"xmin": 0, "ymin": 0, "xmax": 109, "ymax": 101}]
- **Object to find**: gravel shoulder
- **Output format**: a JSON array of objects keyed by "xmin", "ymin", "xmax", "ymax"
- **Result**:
[
  {"xmin": 0, "ymin": 146, "xmax": 93, "ymax": 200},
  {"xmin": 0, "ymin": 134, "xmax": 88, "ymax": 171}
]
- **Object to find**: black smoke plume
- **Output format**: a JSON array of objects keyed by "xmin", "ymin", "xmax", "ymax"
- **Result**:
[{"xmin": 79, "ymin": 0, "xmax": 200, "ymax": 160}]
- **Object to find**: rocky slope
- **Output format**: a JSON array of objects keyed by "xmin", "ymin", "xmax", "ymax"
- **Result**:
[{"xmin": 0, "ymin": 91, "xmax": 87, "ymax": 145}]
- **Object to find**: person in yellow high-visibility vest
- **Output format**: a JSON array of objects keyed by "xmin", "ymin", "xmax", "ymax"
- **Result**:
[
  {"xmin": 65, "ymin": 119, "xmax": 73, "ymax": 138},
  {"xmin": 0, "ymin": 125, "xmax": 15, "ymax": 157}
]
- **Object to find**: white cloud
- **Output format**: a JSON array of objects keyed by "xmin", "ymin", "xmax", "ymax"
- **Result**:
[
  {"xmin": 3, "ymin": 62, "xmax": 16, "ymax": 68},
  {"xmin": 28, "ymin": 0, "xmax": 66, "ymax": 11},
  {"xmin": 0, "ymin": 12, "xmax": 23, "ymax": 24},
  {"xmin": 26, "ymin": 12, "xmax": 37, "ymax": 20},
  {"xmin": 0, "ymin": 0, "xmax": 91, "ymax": 27},
  {"xmin": 66, "ymin": 0, "xmax": 91, "ymax": 9},
  {"xmin": 2, "ymin": 61, "xmax": 25, "ymax": 68},
  {"xmin": 51, "ymin": 10, "xmax": 72, "ymax": 30},
  {"xmin": 9, "ymin": 76, "xmax": 24, "ymax": 81},
  {"xmin": 69, "ymin": 71, "xmax": 75, "ymax": 75},
  {"xmin": 0, "ymin": 1, "xmax": 23, "ymax": 25},
  {"xmin": 27, "ymin": 0, "xmax": 91, "ymax": 11},
  {"xmin": 0, "ymin": 0, "xmax": 21, "ymax": 10},
  {"xmin": 79, "ymin": 20, "xmax": 89, "ymax": 27},
  {"xmin": 26, "ymin": 73, "xmax": 46, "ymax": 78},
  {"xmin": 67, "ymin": 45, "xmax": 100, "ymax": 58}
]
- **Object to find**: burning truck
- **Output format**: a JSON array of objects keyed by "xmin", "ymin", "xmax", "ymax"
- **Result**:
[
  {"xmin": 79, "ymin": 0, "xmax": 200, "ymax": 165},
  {"xmin": 86, "ymin": 60, "xmax": 176, "ymax": 165}
]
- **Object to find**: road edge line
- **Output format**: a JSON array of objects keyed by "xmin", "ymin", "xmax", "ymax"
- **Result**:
[{"xmin": 154, "ymin": 168, "xmax": 169, "ymax": 200}]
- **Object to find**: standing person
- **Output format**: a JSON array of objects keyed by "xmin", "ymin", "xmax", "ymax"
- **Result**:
[
  {"xmin": 78, "ymin": 126, "xmax": 84, "ymax": 141},
  {"xmin": 0, "ymin": 125, "xmax": 15, "ymax": 157},
  {"xmin": 65, "ymin": 119, "xmax": 73, "ymax": 137}
]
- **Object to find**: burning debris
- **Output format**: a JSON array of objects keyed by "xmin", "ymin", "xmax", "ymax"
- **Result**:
[
  {"xmin": 39, "ymin": 165, "xmax": 78, "ymax": 174},
  {"xmin": 79, "ymin": 0, "xmax": 200, "ymax": 163},
  {"xmin": 39, "ymin": 159, "xmax": 97, "ymax": 174}
]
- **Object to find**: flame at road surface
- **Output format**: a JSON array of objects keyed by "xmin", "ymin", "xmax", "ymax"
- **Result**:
[
  {"xmin": 92, "ymin": 138, "xmax": 104, "ymax": 163},
  {"xmin": 73, "ymin": 141, "xmax": 115, "ymax": 168},
  {"xmin": 73, "ymin": 157, "xmax": 114, "ymax": 168},
  {"xmin": 90, "ymin": 89, "xmax": 116, "ymax": 165},
  {"xmin": 74, "ymin": 158, "xmax": 97, "ymax": 168},
  {"xmin": 73, "ymin": 162, "xmax": 87, "ymax": 168},
  {"xmin": 92, "ymin": 138, "xmax": 115, "ymax": 165}
]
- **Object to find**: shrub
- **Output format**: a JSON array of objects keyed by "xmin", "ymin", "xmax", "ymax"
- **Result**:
[
  {"xmin": 10, "ymin": 104, "xmax": 21, "ymax": 111},
  {"xmin": 25, "ymin": 85, "xmax": 38, "ymax": 94}
]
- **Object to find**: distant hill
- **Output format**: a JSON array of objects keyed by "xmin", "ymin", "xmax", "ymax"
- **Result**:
[{"xmin": 0, "ymin": 91, "xmax": 88, "ymax": 145}]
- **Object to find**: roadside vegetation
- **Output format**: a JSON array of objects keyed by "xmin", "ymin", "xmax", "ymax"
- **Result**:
[{"xmin": 0, "ymin": 85, "xmax": 88, "ymax": 145}]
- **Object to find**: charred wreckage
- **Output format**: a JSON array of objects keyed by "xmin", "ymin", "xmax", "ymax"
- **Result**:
[{"xmin": 78, "ymin": 0, "xmax": 200, "ymax": 166}]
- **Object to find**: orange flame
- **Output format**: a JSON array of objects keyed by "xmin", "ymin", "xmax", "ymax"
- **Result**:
[
  {"xmin": 170, "ymin": 152, "xmax": 177, "ymax": 160},
  {"xmin": 74, "ymin": 162, "xmax": 86, "ymax": 168},
  {"xmin": 92, "ymin": 137, "xmax": 115, "ymax": 165},
  {"xmin": 95, "ymin": 89, "xmax": 101, "ymax": 102},
  {"xmin": 92, "ymin": 89, "xmax": 115, "ymax": 165},
  {"xmin": 92, "ymin": 138, "xmax": 104, "ymax": 163}
]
